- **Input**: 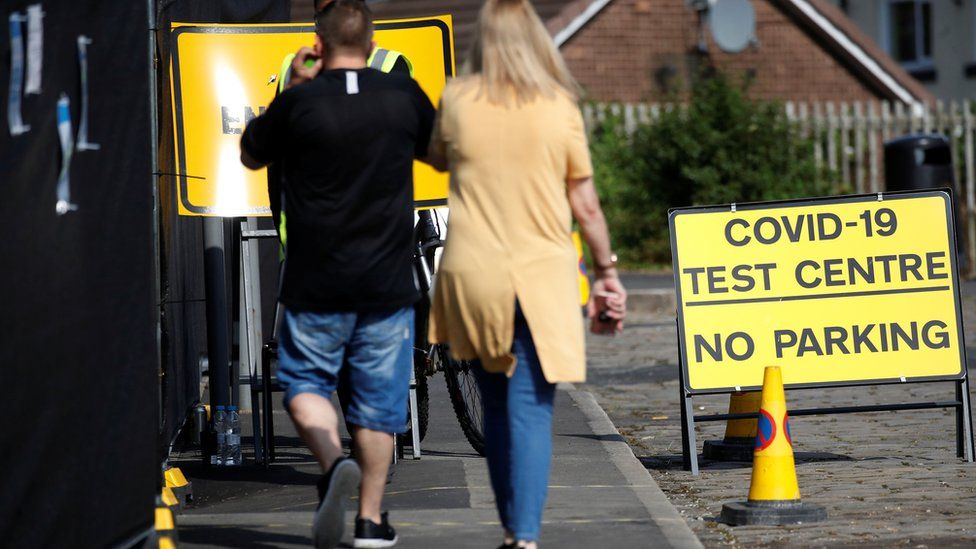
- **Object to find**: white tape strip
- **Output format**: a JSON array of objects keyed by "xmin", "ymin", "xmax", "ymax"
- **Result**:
[
  {"xmin": 345, "ymin": 71, "xmax": 359, "ymax": 95},
  {"xmin": 76, "ymin": 35, "xmax": 99, "ymax": 151},
  {"xmin": 56, "ymin": 94, "xmax": 78, "ymax": 215},
  {"xmin": 24, "ymin": 4, "xmax": 43, "ymax": 95},
  {"xmin": 7, "ymin": 12, "xmax": 31, "ymax": 136}
]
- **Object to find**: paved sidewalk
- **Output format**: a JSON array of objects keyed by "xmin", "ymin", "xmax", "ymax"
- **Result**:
[{"xmin": 173, "ymin": 373, "xmax": 702, "ymax": 548}]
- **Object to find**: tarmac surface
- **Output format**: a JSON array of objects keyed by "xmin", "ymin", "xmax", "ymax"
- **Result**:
[
  {"xmin": 173, "ymin": 371, "xmax": 702, "ymax": 548},
  {"xmin": 584, "ymin": 273, "xmax": 976, "ymax": 547}
]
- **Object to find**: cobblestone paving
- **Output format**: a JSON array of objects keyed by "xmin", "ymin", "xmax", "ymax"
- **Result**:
[{"xmin": 582, "ymin": 297, "xmax": 976, "ymax": 547}]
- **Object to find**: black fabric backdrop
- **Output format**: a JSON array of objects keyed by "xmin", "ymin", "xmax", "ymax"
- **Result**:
[
  {"xmin": 0, "ymin": 1, "xmax": 157, "ymax": 546},
  {"xmin": 0, "ymin": 0, "xmax": 286, "ymax": 546}
]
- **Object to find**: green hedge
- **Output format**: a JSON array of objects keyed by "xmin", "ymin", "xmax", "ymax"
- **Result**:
[{"xmin": 590, "ymin": 72, "xmax": 832, "ymax": 266}]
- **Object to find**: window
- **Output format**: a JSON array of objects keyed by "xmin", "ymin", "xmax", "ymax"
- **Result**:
[{"xmin": 884, "ymin": 0, "xmax": 933, "ymax": 70}]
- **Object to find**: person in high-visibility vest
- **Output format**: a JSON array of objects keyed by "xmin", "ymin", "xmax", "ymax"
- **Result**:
[
  {"xmin": 266, "ymin": 0, "xmax": 418, "ymax": 451},
  {"xmin": 243, "ymin": 2, "xmax": 438, "ymax": 547},
  {"xmin": 268, "ymin": 0, "xmax": 414, "ymax": 251}
]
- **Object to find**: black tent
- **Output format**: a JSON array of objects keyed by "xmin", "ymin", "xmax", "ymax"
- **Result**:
[{"xmin": 0, "ymin": 1, "xmax": 286, "ymax": 546}]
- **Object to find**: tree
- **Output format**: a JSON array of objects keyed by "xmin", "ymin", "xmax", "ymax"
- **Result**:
[{"xmin": 592, "ymin": 71, "xmax": 830, "ymax": 265}]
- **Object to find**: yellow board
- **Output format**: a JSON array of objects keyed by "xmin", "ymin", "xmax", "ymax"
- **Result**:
[
  {"xmin": 169, "ymin": 17, "xmax": 455, "ymax": 216},
  {"xmin": 670, "ymin": 191, "xmax": 965, "ymax": 392}
]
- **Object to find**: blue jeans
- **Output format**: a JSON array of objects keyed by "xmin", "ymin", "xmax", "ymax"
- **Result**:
[
  {"xmin": 277, "ymin": 306, "xmax": 414, "ymax": 433},
  {"xmin": 474, "ymin": 307, "xmax": 556, "ymax": 542}
]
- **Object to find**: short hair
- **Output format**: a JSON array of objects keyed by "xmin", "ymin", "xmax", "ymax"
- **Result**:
[{"xmin": 314, "ymin": 0, "xmax": 373, "ymax": 57}]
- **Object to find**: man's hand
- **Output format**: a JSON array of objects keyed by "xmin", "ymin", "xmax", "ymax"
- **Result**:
[
  {"xmin": 286, "ymin": 47, "xmax": 323, "ymax": 90},
  {"xmin": 588, "ymin": 270, "xmax": 626, "ymax": 335}
]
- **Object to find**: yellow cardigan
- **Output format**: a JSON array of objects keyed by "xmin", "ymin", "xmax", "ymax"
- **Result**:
[{"xmin": 428, "ymin": 78, "xmax": 593, "ymax": 383}]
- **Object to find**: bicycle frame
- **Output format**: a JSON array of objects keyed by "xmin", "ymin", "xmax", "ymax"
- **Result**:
[{"xmin": 413, "ymin": 210, "xmax": 443, "ymax": 375}]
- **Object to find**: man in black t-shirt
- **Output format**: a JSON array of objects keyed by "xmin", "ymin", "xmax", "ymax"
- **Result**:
[{"xmin": 241, "ymin": 2, "xmax": 435, "ymax": 547}]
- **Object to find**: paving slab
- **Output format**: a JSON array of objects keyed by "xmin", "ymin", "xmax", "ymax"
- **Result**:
[{"xmin": 173, "ymin": 372, "xmax": 701, "ymax": 548}]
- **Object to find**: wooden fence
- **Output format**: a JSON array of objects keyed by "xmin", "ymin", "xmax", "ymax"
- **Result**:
[{"xmin": 583, "ymin": 100, "xmax": 976, "ymax": 275}]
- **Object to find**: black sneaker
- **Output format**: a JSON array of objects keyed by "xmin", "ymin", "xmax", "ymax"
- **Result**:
[
  {"xmin": 313, "ymin": 457, "xmax": 361, "ymax": 549},
  {"xmin": 353, "ymin": 512, "xmax": 398, "ymax": 548}
]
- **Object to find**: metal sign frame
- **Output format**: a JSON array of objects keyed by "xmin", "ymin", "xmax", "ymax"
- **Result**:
[{"xmin": 668, "ymin": 190, "xmax": 974, "ymax": 474}]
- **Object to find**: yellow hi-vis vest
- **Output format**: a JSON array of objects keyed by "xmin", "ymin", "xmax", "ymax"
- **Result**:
[
  {"xmin": 277, "ymin": 47, "xmax": 414, "ymax": 93},
  {"xmin": 272, "ymin": 47, "xmax": 414, "ymax": 251}
]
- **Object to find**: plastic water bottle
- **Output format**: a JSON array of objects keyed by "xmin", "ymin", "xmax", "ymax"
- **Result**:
[
  {"xmin": 212, "ymin": 405, "xmax": 226, "ymax": 466},
  {"xmin": 225, "ymin": 405, "xmax": 242, "ymax": 466}
]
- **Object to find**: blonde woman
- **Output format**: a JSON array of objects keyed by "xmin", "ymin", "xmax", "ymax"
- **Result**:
[{"xmin": 426, "ymin": 1, "xmax": 626, "ymax": 546}]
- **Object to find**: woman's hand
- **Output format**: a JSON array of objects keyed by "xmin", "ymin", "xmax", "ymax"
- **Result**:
[{"xmin": 588, "ymin": 269, "xmax": 626, "ymax": 335}]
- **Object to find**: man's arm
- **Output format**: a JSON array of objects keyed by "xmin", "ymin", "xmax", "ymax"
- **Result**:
[
  {"xmin": 419, "ymin": 105, "xmax": 447, "ymax": 172},
  {"xmin": 240, "ymin": 94, "xmax": 288, "ymax": 170},
  {"xmin": 410, "ymin": 80, "xmax": 442, "ymax": 170},
  {"xmin": 421, "ymin": 138, "xmax": 447, "ymax": 172}
]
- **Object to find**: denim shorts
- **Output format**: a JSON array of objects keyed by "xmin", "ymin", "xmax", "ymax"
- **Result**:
[{"xmin": 277, "ymin": 306, "xmax": 414, "ymax": 434}]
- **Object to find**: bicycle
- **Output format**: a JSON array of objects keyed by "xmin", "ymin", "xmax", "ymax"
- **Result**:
[
  {"xmin": 402, "ymin": 210, "xmax": 592, "ymax": 458},
  {"xmin": 402, "ymin": 209, "xmax": 486, "ymax": 457}
]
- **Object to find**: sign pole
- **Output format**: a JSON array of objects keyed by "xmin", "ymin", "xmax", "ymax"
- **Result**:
[
  {"xmin": 204, "ymin": 217, "xmax": 231, "ymax": 412},
  {"xmin": 147, "ymin": 0, "xmax": 163, "ymax": 437},
  {"xmin": 956, "ymin": 375, "xmax": 975, "ymax": 461},
  {"xmin": 676, "ymin": 339, "xmax": 699, "ymax": 475}
]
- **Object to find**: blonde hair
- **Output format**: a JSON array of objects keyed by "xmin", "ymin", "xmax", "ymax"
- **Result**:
[{"xmin": 463, "ymin": 0, "xmax": 580, "ymax": 105}]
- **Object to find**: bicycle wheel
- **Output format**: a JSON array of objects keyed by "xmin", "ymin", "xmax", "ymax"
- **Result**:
[{"xmin": 440, "ymin": 346, "xmax": 486, "ymax": 456}]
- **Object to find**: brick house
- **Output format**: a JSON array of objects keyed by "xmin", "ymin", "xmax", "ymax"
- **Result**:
[
  {"xmin": 290, "ymin": 0, "xmax": 931, "ymax": 105},
  {"xmin": 826, "ymin": 1, "xmax": 976, "ymax": 101}
]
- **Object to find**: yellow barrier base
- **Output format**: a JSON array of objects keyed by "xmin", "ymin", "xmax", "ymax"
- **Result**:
[
  {"xmin": 720, "ymin": 500, "xmax": 826, "ymax": 526},
  {"xmin": 153, "ymin": 494, "xmax": 179, "ymax": 548},
  {"xmin": 164, "ymin": 467, "xmax": 193, "ymax": 509}
]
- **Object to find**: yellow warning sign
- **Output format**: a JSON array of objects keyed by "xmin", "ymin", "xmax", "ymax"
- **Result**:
[
  {"xmin": 169, "ymin": 17, "xmax": 455, "ymax": 216},
  {"xmin": 670, "ymin": 191, "xmax": 965, "ymax": 392}
]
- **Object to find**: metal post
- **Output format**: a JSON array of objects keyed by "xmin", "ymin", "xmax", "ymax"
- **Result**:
[
  {"xmin": 408, "ymin": 368, "xmax": 421, "ymax": 459},
  {"xmin": 204, "ymin": 217, "xmax": 231, "ymax": 410},
  {"xmin": 957, "ymin": 376, "xmax": 975, "ymax": 461},
  {"xmin": 230, "ymin": 220, "xmax": 241, "ymax": 408},
  {"xmin": 238, "ymin": 251, "xmax": 249, "ymax": 411},
  {"xmin": 146, "ymin": 0, "xmax": 162, "ymax": 435},
  {"xmin": 676, "ymin": 324, "xmax": 699, "ymax": 475},
  {"xmin": 240, "ymin": 221, "xmax": 266, "ymax": 463}
]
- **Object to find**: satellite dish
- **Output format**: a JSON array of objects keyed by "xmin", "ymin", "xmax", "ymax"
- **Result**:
[{"xmin": 710, "ymin": 0, "xmax": 756, "ymax": 53}]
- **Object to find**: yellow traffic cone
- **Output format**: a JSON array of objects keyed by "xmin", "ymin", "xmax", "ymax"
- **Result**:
[
  {"xmin": 720, "ymin": 366, "xmax": 826, "ymax": 525},
  {"xmin": 703, "ymin": 391, "xmax": 762, "ymax": 461}
]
